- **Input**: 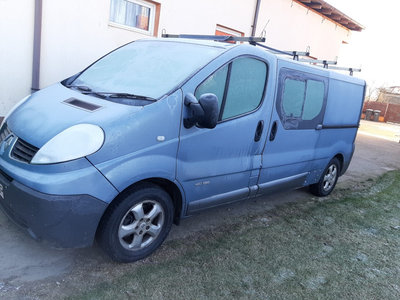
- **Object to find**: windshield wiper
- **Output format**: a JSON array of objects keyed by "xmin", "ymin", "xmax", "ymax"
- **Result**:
[
  {"xmin": 66, "ymin": 85, "xmax": 109, "ymax": 98},
  {"xmin": 66, "ymin": 85, "xmax": 92, "ymax": 92},
  {"xmin": 107, "ymin": 93, "xmax": 156, "ymax": 102},
  {"xmin": 89, "ymin": 92, "xmax": 157, "ymax": 102},
  {"xmin": 66, "ymin": 85, "xmax": 156, "ymax": 102}
]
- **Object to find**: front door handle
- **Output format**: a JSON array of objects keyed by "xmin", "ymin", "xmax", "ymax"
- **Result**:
[
  {"xmin": 254, "ymin": 120, "xmax": 264, "ymax": 142},
  {"xmin": 269, "ymin": 121, "xmax": 278, "ymax": 141}
]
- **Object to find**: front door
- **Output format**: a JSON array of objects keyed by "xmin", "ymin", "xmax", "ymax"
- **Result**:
[{"xmin": 177, "ymin": 56, "xmax": 271, "ymax": 214}]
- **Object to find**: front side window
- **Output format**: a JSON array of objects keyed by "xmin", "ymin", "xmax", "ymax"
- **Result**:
[
  {"xmin": 196, "ymin": 57, "xmax": 267, "ymax": 121},
  {"xmin": 277, "ymin": 69, "xmax": 327, "ymax": 129},
  {"xmin": 195, "ymin": 65, "xmax": 228, "ymax": 110},
  {"xmin": 110, "ymin": 0, "xmax": 156, "ymax": 35}
]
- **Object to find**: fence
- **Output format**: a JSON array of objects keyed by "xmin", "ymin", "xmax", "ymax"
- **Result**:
[{"xmin": 362, "ymin": 101, "xmax": 400, "ymax": 123}]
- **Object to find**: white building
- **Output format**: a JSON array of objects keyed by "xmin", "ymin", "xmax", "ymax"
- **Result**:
[{"xmin": 0, "ymin": 0, "xmax": 362, "ymax": 117}]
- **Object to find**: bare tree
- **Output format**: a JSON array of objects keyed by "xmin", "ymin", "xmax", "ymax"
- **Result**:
[{"xmin": 365, "ymin": 81, "xmax": 379, "ymax": 101}]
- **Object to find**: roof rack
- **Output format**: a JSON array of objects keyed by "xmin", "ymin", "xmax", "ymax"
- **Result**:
[
  {"xmin": 161, "ymin": 33, "xmax": 265, "ymax": 43},
  {"xmin": 298, "ymin": 58, "xmax": 337, "ymax": 68},
  {"xmin": 324, "ymin": 66, "xmax": 361, "ymax": 76},
  {"xmin": 161, "ymin": 33, "xmax": 361, "ymax": 76},
  {"xmin": 299, "ymin": 59, "xmax": 360, "ymax": 75},
  {"xmin": 253, "ymin": 42, "xmax": 310, "ymax": 61}
]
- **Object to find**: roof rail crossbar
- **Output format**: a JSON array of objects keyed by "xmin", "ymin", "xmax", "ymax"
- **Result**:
[
  {"xmin": 254, "ymin": 42, "xmax": 310, "ymax": 60},
  {"xmin": 298, "ymin": 59, "xmax": 337, "ymax": 68},
  {"xmin": 323, "ymin": 66, "xmax": 361, "ymax": 76},
  {"xmin": 161, "ymin": 34, "xmax": 266, "ymax": 43}
]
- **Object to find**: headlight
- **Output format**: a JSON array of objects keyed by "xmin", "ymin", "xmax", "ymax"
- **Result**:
[
  {"xmin": 0, "ymin": 94, "xmax": 31, "ymax": 128},
  {"xmin": 31, "ymin": 124, "xmax": 104, "ymax": 164}
]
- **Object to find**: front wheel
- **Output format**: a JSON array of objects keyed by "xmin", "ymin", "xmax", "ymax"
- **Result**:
[
  {"xmin": 97, "ymin": 183, "xmax": 173, "ymax": 263},
  {"xmin": 309, "ymin": 158, "xmax": 340, "ymax": 197}
]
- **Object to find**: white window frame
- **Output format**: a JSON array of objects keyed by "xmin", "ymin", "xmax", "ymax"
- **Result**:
[
  {"xmin": 109, "ymin": 0, "xmax": 156, "ymax": 36},
  {"xmin": 215, "ymin": 25, "xmax": 243, "ymax": 37}
]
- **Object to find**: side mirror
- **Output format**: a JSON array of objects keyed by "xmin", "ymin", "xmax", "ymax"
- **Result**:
[{"xmin": 184, "ymin": 93, "xmax": 219, "ymax": 129}]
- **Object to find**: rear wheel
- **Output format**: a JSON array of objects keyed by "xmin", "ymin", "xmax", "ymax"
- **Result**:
[
  {"xmin": 97, "ymin": 183, "xmax": 173, "ymax": 263},
  {"xmin": 310, "ymin": 158, "xmax": 340, "ymax": 197}
]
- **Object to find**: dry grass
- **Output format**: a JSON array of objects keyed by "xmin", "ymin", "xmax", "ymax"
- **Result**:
[{"xmin": 68, "ymin": 171, "xmax": 400, "ymax": 300}]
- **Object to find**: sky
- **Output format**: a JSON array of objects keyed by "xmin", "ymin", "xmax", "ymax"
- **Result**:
[{"xmin": 327, "ymin": 0, "xmax": 400, "ymax": 90}]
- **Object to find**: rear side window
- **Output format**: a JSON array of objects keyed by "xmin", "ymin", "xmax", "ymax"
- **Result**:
[
  {"xmin": 196, "ymin": 57, "xmax": 267, "ymax": 121},
  {"xmin": 277, "ymin": 69, "xmax": 327, "ymax": 129},
  {"xmin": 282, "ymin": 79, "xmax": 305, "ymax": 118},
  {"xmin": 303, "ymin": 80, "xmax": 324, "ymax": 120}
]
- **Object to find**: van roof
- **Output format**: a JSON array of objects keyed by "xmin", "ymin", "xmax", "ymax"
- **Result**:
[
  {"xmin": 137, "ymin": 38, "xmax": 236, "ymax": 50},
  {"xmin": 138, "ymin": 38, "xmax": 365, "ymax": 85},
  {"xmin": 276, "ymin": 54, "xmax": 365, "ymax": 85}
]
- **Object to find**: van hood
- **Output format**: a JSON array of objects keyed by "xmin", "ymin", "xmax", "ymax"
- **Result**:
[{"xmin": 6, "ymin": 83, "xmax": 143, "ymax": 147}]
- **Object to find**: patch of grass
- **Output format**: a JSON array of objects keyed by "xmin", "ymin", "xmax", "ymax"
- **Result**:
[{"xmin": 70, "ymin": 171, "xmax": 400, "ymax": 300}]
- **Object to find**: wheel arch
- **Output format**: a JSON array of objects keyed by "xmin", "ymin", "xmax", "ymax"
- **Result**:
[
  {"xmin": 99, "ymin": 177, "xmax": 184, "ymax": 229},
  {"xmin": 333, "ymin": 153, "xmax": 344, "ymax": 174}
]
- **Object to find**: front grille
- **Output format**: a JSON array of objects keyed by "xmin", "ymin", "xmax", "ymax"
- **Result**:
[
  {"xmin": 0, "ymin": 123, "xmax": 11, "ymax": 144},
  {"xmin": 11, "ymin": 138, "xmax": 39, "ymax": 163}
]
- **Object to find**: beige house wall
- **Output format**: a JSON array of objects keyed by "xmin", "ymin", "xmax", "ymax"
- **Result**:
[
  {"xmin": 158, "ymin": 0, "xmax": 255, "ymax": 36},
  {"xmin": 0, "ymin": 0, "xmax": 353, "ymax": 116},
  {"xmin": 0, "ymin": 0, "xmax": 35, "ymax": 116},
  {"xmin": 39, "ymin": 0, "xmax": 256, "ymax": 90},
  {"xmin": 257, "ymin": 0, "xmax": 351, "ymax": 60}
]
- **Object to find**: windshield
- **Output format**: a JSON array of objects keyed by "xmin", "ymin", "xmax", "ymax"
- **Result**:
[{"xmin": 70, "ymin": 40, "xmax": 225, "ymax": 100}]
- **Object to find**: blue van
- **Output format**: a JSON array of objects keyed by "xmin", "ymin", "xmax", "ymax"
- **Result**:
[{"xmin": 0, "ymin": 38, "xmax": 365, "ymax": 262}]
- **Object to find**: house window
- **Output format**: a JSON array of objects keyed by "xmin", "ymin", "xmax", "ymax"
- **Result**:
[
  {"xmin": 215, "ymin": 25, "xmax": 244, "ymax": 37},
  {"xmin": 215, "ymin": 24, "xmax": 244, "ymax": 44},
  {"xmin": 109, "ymin": 0, "xmax": 157, "ymax": 35}
]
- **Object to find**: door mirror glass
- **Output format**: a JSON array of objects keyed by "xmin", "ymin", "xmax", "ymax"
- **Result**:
[{"xmin": 184, "ymin": 93, "xmax": 219, "ymax": 129}]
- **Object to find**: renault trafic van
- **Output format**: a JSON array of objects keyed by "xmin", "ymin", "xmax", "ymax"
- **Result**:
[{"xmin": 0, "ymin": 38, "xmax": 365, "ymax": 262}]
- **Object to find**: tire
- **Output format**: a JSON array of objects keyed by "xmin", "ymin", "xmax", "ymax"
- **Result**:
[
  {"xmin": 97, "ymin": 183, "xmax": 173, "ymax": 263},
  {"xmin": 309, "ymin": 157, "xmax": 341, "ymax": 197}
]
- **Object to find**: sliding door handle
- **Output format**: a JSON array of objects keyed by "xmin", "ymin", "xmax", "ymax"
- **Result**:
[
  {"xmin": 269, "ymin": 121, "xmax": 278, "ymax": 141},
  {"xmin": 254, "ymin": 120, "xmax": 264, "ymax": 142}
]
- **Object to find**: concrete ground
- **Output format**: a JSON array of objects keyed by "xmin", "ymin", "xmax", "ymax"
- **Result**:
[
  {"xmin": 358, "ymin": 119, "xmax": 400, "ymax": 143},
  {"xmin": 0, "ymin": 121, "xmax": 399, "ymax": 297}
]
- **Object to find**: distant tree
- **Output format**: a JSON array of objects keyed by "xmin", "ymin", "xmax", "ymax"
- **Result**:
[{"xmin": 365, "ymin": 81, "xmax": 379, "ymax": 101}]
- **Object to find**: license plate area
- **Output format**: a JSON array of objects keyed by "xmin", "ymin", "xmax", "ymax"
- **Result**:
[{"xmin": 0, "ymin": 169, "xmax": 12, "ymax": 202}]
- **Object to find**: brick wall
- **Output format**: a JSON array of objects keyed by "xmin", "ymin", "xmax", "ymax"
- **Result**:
[
  {"xmin": 363, "ymin": 101, "xmax": 400, "ymax": 123},
  {"xmin": 386, "ymin": 103, "xmax": 400, "ymax": 123}
]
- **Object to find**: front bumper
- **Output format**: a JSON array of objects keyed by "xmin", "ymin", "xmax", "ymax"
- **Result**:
[{"xmin": 0, "ymin": 170, "xmax": 108, "ymax": 248}]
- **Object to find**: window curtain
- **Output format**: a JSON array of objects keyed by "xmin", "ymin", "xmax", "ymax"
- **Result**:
[
  {"xmin": 110, "ymin": 0, "xmax": 151, "ymax": 30},
  {"xmin": 125, "ymin": 1, "xmax": 141, "ymax": 28},
  {"xmin": 110, "ymin": 0, "xmax": 126, "ymax": 24}
]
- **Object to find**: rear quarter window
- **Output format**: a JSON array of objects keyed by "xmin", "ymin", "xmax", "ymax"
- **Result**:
[{"xmin": 277, "ymin": 68, "xmax": 328, "ymax": 130}]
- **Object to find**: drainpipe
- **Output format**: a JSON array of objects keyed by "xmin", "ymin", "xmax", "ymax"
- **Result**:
[
  {"xmin": 31, "ymin": 0, "xmax": 43, "ymax": 92},
  {"xmin": 251, "ymin": 0, "xmax": 261, "ymax": 37}
]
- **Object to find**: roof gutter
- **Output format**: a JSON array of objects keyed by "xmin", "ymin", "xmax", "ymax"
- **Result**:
[
  {"xmin": 251, "ymin": 0, "xmax": 262, "ymax": 37},
  {"xmin": 32, "ymin": 0, "xmax": 42, "ymax": 92}
]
